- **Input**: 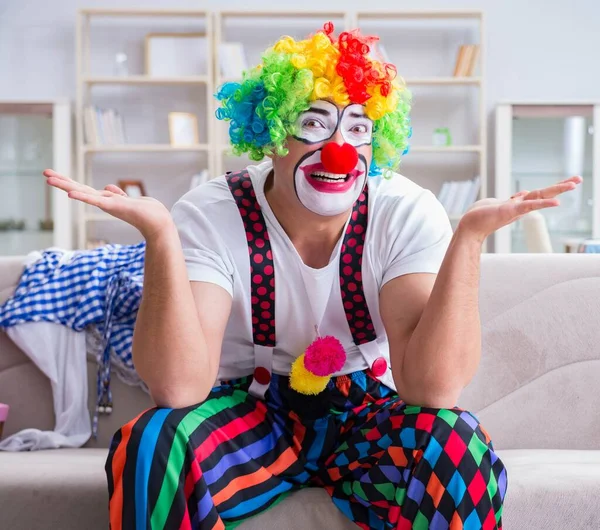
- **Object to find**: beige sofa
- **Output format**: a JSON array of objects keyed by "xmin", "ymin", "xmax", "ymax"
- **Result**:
[{"xmin": 1, "ymin": 253, "xmax": 600, "ymax": 529}]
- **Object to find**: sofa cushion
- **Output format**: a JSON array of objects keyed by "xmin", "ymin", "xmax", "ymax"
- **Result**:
[
  {"xmin": 496, "ymin": 449, "xmax": 600, "ymax": 529},
  {"xmin": 0, "ymin": 449, "xmax": 598, "ymax": 530}
]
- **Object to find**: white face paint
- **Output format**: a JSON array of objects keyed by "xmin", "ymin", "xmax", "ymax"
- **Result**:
[
  {"xmin": 294, "ymin": 149, "xmax": 368, "ymax": 216},
  {"xmin": 293, "ymin": 100, "xmax": 339, "ymax": 144},
  {"xmin": 339, "ymin": 104, "xmax": 373, "ymax": 147},
  {"xmin": 291, "ymin": 100, "xmax": 372, "ymax": 216}
]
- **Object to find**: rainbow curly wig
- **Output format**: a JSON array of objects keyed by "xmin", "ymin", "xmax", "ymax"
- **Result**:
[{"xmin": 215, "ymin": 22, "xmax": 412, "ymax": 177}]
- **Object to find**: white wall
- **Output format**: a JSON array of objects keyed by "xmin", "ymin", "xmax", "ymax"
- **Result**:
[
  {"xmin": 2, "ymin": 0, "xmax": 596, "ymax": 102},
  {"xmin": 1, "ymin": 0, "xmax": 597, "ymax": 244}
]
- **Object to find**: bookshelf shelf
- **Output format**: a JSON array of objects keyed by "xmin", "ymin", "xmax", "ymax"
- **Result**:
[
  {"xmin": 354, "ymin": 10, "xmax": 483, "ymax": 20},
  {"xmin": 83, "ymin": 144, "xmax": 210, "ymax": 154},
  {"xmin": 76, "ymin": 8, "xmax": 215, "ymax": 248},
  {"xmin": 84, "ymin": 76, "xmax": 210, "ymax": 86},
  {"xmin": 217, "ymin": 10, "xmax": 348, "ymax": 18},
  {"xmin": 79, "ymin": 9, "xmax": 208, "ymax": 17}
]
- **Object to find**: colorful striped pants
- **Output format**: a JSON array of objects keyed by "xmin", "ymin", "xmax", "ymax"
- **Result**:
[{"xmin": 106, "ymin": 370, "xmax": 507, "ymax": 529}]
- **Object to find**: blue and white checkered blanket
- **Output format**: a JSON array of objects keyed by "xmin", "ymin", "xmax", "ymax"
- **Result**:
[{"xmin": 0, "ymin": 242, "xmax": 146, "ymax": 436}]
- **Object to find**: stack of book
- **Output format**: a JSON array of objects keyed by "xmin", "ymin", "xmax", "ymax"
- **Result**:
[
  {"xmin": 437, "ymin": 176, "xmax": 481, "ymax": 218},
  {"xmin": 83, "ymin": 106, "xmax": 126, "ymax": 145},
  {"xmin": 453, "ymin": 44, "xmax": 480, "ymax": 77}
]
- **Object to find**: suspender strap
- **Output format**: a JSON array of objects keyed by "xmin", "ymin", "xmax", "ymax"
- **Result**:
[
  {"xmin": 339, "ymin": 187, "xmax": 377, "ymax": 345},
  {"xmin": 226, "ymin": 169, "xmax": 276, "ymax": 348}
]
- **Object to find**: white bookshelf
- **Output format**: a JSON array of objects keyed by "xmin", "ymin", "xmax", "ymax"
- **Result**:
[
  {"xmin": 75, "ymin": 8, "xmax": 215, "ymax": 249},
  {"xmin": 74, "ymin": 8, "xmax": 487, "ymax": 249}
]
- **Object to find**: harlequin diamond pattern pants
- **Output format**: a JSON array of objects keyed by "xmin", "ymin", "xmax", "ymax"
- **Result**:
[{"xmin": 106, "ymin": 370, "xmax": 507, "ymax": 529}]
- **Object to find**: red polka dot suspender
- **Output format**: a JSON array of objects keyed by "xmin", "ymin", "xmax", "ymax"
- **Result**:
[
  {"xmin": 226, "ymin": 169, "xmax": 389, "ymax": 393},
  {"xmin": 226, "ymin": 170, "xmax": 276, "ymax": 349},
  {"xmin": 340, "ymin": 187, "xmax": 376, "ymax": 345}
]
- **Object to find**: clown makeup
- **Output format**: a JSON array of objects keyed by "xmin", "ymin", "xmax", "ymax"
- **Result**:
[
  {"xmin": 293, "ymin": 148, "xmax": 368, "ymax": 217},
  {"xmin": 282, "ymin": 99, "xmax": 373, "ymax": 217},
  {"xmin": 339, "ymin": 104, "xmax": 373, "ymax": 148},
  {"xmin": 293, "ymin": 101, "xmax": 373, "ymax": 148},
  {"xmin": 293, "ymin": 100, "xmax": 339, "ymax": 144}
]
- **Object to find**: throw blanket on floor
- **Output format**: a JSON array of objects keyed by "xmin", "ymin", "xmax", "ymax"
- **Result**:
[{"xmin": 0, "ymin": 242, "xmax": 145, "ymax": 436}]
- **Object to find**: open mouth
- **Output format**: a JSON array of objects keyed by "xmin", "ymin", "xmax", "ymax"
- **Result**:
[
  {"xmin": 300, "ymin": 163, "xmax": 364, "ymax": 193},
  {"xmin": 310, "ymin": 171, "xmax": 351, "ymax": 183}
]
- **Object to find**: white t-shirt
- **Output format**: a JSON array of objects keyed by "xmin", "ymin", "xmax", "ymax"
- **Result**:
[{"xmin": 170, "ymin": 160, "xmax": 452, "ymax": 383}]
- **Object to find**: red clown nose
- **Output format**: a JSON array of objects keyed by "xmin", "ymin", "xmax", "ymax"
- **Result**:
[{"xmin": 321, "ymin": 142, "xmax": 359, "ymax": 174}]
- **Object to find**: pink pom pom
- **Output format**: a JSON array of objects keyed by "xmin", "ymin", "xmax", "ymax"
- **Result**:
[{"xmin": 304, "ymin": 336, "xmax": 346, "ymax": 376}]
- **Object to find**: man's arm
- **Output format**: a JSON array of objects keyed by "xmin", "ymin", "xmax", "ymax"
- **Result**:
[
  {"xmin": 380, "ymin": 227, "xmax": 482, "ymax": 409},
  {"xmin": 380, "ymin": 177, "xmax": 583, "ymax": 409},
  {"xmin": 42, "ymin": 169, "xmax": 233, "ymax": 409},
  {"xmin": 133, "ymin": 223, "xmax": 232, "ymax": 408}
]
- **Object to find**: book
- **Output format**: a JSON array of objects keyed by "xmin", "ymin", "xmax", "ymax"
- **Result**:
[
  {"xmin": 441, "ymin": 181, "xmax": 460, "ymax": 215},
  {"xmin": 461, "ymin": 45, "xmax": 474, "ymax": 77},
  {"xmin": 453, "ymin": 44, "xmax": 480, "ymax": 77},
  {"xmin": 466, "ymin": 45, "xmax": 480, "ymax": 76},
  {"xmin": 438, "ymin": 176, "xmax": 481, "ymax": 217},
  {"xmin": 438, "ymin": 181, "xmax": 451, "ymax": 209},
  {"xmin": 461, "ymin": 176, "xmax": 481, "ymax": 212},
  {"xmin": 453, "ymin": 45, "xmax": 467, "ymax": 77},
  {"xmin": 83, "ymin": 106, "xmax": 126, "ymax": 145}
]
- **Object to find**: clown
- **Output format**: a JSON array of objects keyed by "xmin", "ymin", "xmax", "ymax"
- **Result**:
[
  {"xmin": 214, "ymin": 23, "xmax": 413, "ymax": 395},
  {"xmin": 44, "ymin": 21, "xmax": 582, "ymax": 530}
]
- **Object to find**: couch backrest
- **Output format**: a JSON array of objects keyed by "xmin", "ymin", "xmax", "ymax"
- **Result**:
[
  {"xmin": 2, "ymin": 254, "xmax": 600, "ymax": 450},
  {"xmin": 459, "ymin": 253, "xmax": 600, "ymax": 450}
]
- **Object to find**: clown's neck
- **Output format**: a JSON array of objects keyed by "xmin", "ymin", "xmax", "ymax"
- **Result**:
[{"xmin": 264, "ymin": 170, "xmax": 349, "ymax": 269}]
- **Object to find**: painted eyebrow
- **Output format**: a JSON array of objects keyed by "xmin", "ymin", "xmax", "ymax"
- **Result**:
[
  {"xmin": 348, "ymin": 111, "xmax": 369, "ymax": 119},
  {"xmin": 303, "ymin": 106, "xmax": 334, "ymax": 117}
]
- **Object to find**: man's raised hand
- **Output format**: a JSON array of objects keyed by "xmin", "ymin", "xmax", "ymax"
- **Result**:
[{"xmin": 44, "ymin": 169, "xmax": 174, "ymax": 241}]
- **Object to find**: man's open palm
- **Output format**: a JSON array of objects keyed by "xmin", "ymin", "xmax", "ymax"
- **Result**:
[
  {"xmin": 43, "ymin": 169, "xmax": 173, "ymax": 240},
  {"xmin": 459, "ymin": 175, "xmax": 583, "ymax": 240}
]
